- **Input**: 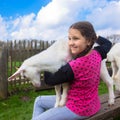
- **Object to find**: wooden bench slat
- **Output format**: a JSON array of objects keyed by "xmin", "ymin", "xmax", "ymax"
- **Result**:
[{"xmin": 100, "ymin": 91, "xmax": 120, "ymax": 104}]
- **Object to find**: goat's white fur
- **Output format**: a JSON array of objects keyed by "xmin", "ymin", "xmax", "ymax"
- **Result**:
[
  {"xmin": 8, "ymin": 39, "xmax": 115, "ymax": 107},
  {"xmin": 8, "ymin": 39, "xmax": 71, "ymax": 107},
  {"xmin": 107, "ymin": 43, "xmax": 120, "ymax": 91}
]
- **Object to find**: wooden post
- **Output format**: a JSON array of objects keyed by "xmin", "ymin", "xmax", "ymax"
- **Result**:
[{"xmin": 0, "ymin": 46, "xmax": 8, "ymax": 99}]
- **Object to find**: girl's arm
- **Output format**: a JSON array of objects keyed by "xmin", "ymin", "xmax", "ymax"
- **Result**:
[
  {"xmin": 94, "ymin": 36, "xmax": 112, "ymax": 59},
  {"xmin": 44, "ymin": 63, "xmax": 74, "ymax": 86}
]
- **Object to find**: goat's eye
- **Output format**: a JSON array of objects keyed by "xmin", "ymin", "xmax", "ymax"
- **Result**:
[{"xmin": 23, "ymin": 75, "xmax": 26, "ymax": 78}]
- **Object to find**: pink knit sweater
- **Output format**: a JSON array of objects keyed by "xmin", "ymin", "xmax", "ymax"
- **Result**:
[{"xmin": 66, "ymin": 50, "xmax": 102, "ymax": 116}]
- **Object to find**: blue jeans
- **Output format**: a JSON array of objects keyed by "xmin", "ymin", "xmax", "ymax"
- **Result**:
[{"xmin": 32, "ymin": 95, "xmax": 88, "ymax": 120}]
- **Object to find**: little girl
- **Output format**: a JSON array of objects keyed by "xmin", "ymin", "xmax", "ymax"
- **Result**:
[{"xmin": 32, "ymin": 21, "xmax": 112, "ymax": 120}]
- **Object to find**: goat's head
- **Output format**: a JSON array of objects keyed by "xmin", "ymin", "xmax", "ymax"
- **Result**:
[{"xmin": 23, "ymin": 68, "xmax": 41, "ymax": 87}]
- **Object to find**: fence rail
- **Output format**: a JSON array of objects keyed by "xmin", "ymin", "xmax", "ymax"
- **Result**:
[{"xmin": 0, "ymin": 40, "xmax": 54, "ymax": 98}]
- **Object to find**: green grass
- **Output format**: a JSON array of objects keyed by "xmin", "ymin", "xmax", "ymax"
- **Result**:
[
  {"xmin": 99, "ymin": 81, "xmax": 108, "ymax": 95},
  {"xmin": 0, "ymin": 89, "xmax": 55, "ymax": 120},
  {"xmin": 0, "ymin": 82, "xmax": 119, "ymax": 120}
]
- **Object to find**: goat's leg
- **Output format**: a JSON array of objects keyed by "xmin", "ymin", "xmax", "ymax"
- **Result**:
[
  {"xmin": 114, "ymin": 59, "xmax": 120, "ymax": 91},
  {"xmin": 111, "ymin": 61, "xmax": 118, "ymax": 80},
  {"xmin": 111, "ymin": 60, "xmax": 119, "ymax": 91},
  {"xmin": 114, "ymin": 69, "xmax": 120, "ymax": 91},
  {"xmin": 100, "ymin": 59, "xmax": 115, "ymax": 105},
  {"xmin": 59, "ymin": 83, "xmax": 69, "ymax": 107},
  {"xmin": 54, "ymin": 85, "xmax": 62, "ymax": 107}
]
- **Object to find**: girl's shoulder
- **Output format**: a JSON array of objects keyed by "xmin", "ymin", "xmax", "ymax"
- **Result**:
[
  {"xmin": 77, "ymin": 50, "xmax": 101, "ymax": 60},
  {"xmin": 69, "ymin": 50, "xmax": 101, "ymax": 66}
]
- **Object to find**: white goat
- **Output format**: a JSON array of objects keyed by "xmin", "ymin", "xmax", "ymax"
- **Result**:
[
  {"xmin": 107, "ymin": 43, "xmax": 120, "ymax": 91},
  {"xmin": 8, "ymin": 39, "xmax": 72, "ymax": 107},
  {"xmin": 8, "ymin": 39, "xmax": 115, "ymax": 107}
]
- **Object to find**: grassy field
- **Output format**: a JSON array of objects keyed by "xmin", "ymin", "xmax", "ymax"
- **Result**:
[
  {"xmin": 0, "ymin": 81, "xmax": 119, "ymax": 120},
  {"xmin": 0, "ymin": 89, "xmax": 55, "ymax": 120}
]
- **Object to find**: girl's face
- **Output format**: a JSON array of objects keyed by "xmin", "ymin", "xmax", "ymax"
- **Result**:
[{"xmin": 68, "ymin": 28, "xmax": 90, "ymax": 57}]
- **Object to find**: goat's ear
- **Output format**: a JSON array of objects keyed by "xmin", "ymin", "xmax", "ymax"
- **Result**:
[{"xmin": 15, "ymin": 67, "xmax": 19, "ymax": 70}]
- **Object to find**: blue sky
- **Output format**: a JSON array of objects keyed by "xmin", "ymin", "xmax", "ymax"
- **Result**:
[
  {"xmin": 0, "ymin": 0, "xmax": 51, "ymax": 18},
  {"xmin": 0, "ymin": 0, "xmax": 120, "ymax": 41}
]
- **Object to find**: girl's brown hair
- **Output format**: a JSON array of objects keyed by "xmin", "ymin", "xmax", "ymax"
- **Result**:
[
  {"xmin": 69, "ymin": 21, "xmax": 97, "ymax": 47},
  {"xmin": 69, "ymin": 21, "xmax": 97, "ymax": 58}
]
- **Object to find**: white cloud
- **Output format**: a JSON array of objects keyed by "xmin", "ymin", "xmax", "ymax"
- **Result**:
[
  {"xmin": 13, "ymin": 13, "xmax": 35, "ymax": 29},
  {"xmin": 0, "ymin": 16, "xmax": 8, "ymax": 41},
  {"xmin": 10, "ymin": 13, "xmax": 36, "ymax": 40},
  {"xmin": 87, "ymin": 1, "xmax": 120, "ymax": 34},
  {"xmin": 0, "ymin": 0, "xmax": 120, "ymax": 41}
]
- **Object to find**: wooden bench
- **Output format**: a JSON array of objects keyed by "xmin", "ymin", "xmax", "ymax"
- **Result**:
[{"xmin": 87, "ymin": 91, "xmax": 120, "ymax": 120}]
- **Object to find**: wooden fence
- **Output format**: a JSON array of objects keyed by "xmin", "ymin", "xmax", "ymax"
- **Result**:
[
  {"xmin": 0, "ymin": 40, "xmax": 54, "ymax": 99},
  {"xmin": 0, "ymin": 45, "xmax": 8, "ymax": 99}
]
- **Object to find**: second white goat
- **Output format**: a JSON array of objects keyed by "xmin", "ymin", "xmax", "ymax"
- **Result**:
[{"xmin": 107, "ymin": 43, "xmax": 120, "ymax": 91}]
